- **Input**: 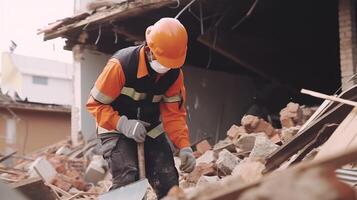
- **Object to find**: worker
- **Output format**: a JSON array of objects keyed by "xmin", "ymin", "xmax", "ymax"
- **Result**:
[{"xmin": 86, "ymin": 18, "xmax": 196, "ymax": 198}]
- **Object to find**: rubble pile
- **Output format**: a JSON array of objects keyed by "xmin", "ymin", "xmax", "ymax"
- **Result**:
[
  {"xmin": 165, "ymin": 101, "xmax": 357, "ymax": 200},
  {"xmin": 0, "ymin": 139, "xmax": 111, "ymax": 199}
]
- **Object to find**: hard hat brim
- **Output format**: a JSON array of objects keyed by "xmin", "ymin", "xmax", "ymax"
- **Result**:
[{"xmin": 155, "ymin": 49, "xmax": 186, "ymax": 69}]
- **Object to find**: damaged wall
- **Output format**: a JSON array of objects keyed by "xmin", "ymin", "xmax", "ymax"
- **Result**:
[
  {"xmin": 0, "ymin": 108, "xmax": 70, "ymax": 155},
  {"xmin": 79, "ymin": 50, "xmax": 111, "ymax": 142},
  {"xmin": 184, "ymin": 66, "xmax": 255, "ymax": 144}
]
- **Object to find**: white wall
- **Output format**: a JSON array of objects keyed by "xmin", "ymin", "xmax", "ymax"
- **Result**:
[
  {"xmin": 79, "ymin": 50, "xmax": 110, "ymax": 141},
  {"xmin": 21, "ymin": 74, "xmax": 72, "ymax": 105}
]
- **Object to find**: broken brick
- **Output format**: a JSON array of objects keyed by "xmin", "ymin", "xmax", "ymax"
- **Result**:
[
  {"xmin": 52, "ymin": 175, "xmax": 72, "ymax": 192},
  {"xmin": 241, "ymin": 115, "xmax": 260, "ymax": 131},
  {"xmin": 227, "ymin": 125, "xmax": 246, "ymax": 140},
  {"xmin": 184, "ymin": 163, "xmax": 216, "ymax": 183},
  {"xmin": 232, "ymin": 157, "xmax": 265, "ymax": 184},
  {"xmin": 196, "ymin": 140, "xmax": 212, "ymax": 154}
]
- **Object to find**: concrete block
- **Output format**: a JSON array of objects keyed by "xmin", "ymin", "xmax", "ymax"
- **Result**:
[
  {"xmin": 29, "ymin": 157, "xmax": 57, "ymax": 183},
  {"xmin": 84, "ymin": 155, "xmax": 106, "ymax": 184},
  {"xmin": 249, "ymin": 134, "xmax": 279, "ymax": 159},
  {"xmin": 216, "ymin": 149, "xmax": 240, "ymax": 175}
]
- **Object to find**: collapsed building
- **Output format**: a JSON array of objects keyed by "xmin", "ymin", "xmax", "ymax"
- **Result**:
[{"xmin": 1, "ymin": 0, "xmax": 357, "ymax": 199}]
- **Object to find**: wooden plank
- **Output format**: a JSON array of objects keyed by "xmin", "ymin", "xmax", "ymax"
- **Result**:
[
  {"xmin": 10, "ymin": 177, "xmax": 56, "ymax": 200},
  {"xmin": 264, "ymin": 85, "xmax": 357, "ymax": 172},
  {"xmin": 0, "ymin": 151, "xmax": 17, "ymax": 162},
  {"xmin": 314, "ymin": 107, "xmax": 357, "ymax": 161},
  {"xmin": 44, "ymin": 0, "xmax": 178, "ymax": 41},
  {"xmin": 301, "ymin": 89, "xmax": 357, "ymax": 107}
]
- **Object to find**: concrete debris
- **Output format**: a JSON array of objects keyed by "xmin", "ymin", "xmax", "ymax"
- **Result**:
[
  {"xmin": 241, "ymin": 115, "xmax": 276, "ymax": 137},
  {"xmin": 184, "ymin": 163, "xmax": 216, "ymax": 184},
  {"xmin": 279, "ymin": 102, "xmax": 303, "ymax": 128},
  {"xmin": 281, "ymin": 126, "xmax": 301, "ymax": 143},
  {"xmin": 226, "ymin": 125, "xmax": 247, "ymax": 140},
  {"xmin": 195, "ymin": 140, "xmax": 212, "ymax": 154},
  {"xmin": 55, "ymin": 146, "xmax": 71, "ymax": 156},
  {"xmin": 213, "ymin": 138, "xmax": 236, "ymax": 152},
  {"xmin": 249, "ymin": 134, "xmax": 279, "ymax": 159},
  {"xmin": 196, "ymin": 176, "xmax": 220, "ymax": 186},
  {"xmin": 216, "ymin": 149, "xmax": 240, "ymax": 175},
  {"xmin": 84, "ymin": 155, "xmax": 106, "ymax": 184},
  {"xmin": 234, "ymin": 134, "xmax": 257, "ymax": 152},
  {"xmin": 196, "ymin": 150, "xmax": 216, "ymax": 164},
  {"xmin": 28, "ymin": 157, "xmax": 57, "ymax": 183},
  {"xmin": 231, "ymin": 158, "xmax": 265, "ymax": 184}
]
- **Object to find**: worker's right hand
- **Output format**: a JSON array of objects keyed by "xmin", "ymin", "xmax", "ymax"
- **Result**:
[{"xmin": 117, "ymin": 116, "xmax": 149, "ymax": 142}]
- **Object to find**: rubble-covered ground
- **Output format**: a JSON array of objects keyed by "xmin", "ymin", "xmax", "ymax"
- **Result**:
[{"xmin": 1, "ymin": 102, "xmax": 355, "ymax": 200}]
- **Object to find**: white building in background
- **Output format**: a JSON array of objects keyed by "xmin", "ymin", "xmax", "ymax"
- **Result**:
[{"xmin": 1, "ymin": 52, "xmax": 73, "ymax": 105}]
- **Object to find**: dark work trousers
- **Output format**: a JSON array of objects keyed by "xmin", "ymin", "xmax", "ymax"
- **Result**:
[{"xmin": 99, "ymin": 133, "xmax": 179, "ymax": 199}]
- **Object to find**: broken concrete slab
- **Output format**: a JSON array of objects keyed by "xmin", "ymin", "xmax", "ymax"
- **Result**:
[
  {"xmin": 234, "ymin": 134, "xmax": 257, "ymax": 152},
  {"xmin": 28, "ymin": 157, "xmax": 57, "ymax": 183},
  {"xmin": 196, "ymin": 150, "xmax": 216, "ymax": 164},
  {"xmin": 213, "ymin": 138, "xmax": 236, "ymax": 152},
  {"xmin": 249, "ymin": 134, "xmax": 279, "ymax": 159},
  {"xmin": 84, "ymin": 155, "xmax": 106, "ymax": 184},
  {"xmin": 55, "ymin": 146, "xmax": 71, "ymax": 156},
  {"xmin": 196, "ymin": 176, "xmax": 220, "ymax": 187},
  {"xmin": 216, "ymin": 149, "xmax": 240, "ymax": 175},
  {"xmin": 232, "ymin": 158, "xmax": 265, "ymax": 184},
  {"xmin": 196, "ymin": 140, "xmax": 212, "ymax": 154}
]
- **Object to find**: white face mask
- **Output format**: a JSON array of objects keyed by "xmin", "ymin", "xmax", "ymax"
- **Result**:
[{"xmin": 149, "ymin": 60, "xmax": 171, "ymax": 74}]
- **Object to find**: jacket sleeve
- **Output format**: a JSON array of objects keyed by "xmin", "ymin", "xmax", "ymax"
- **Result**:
[
  {"xmin": 86, "ymin": 58, "xmax": 125, "ymax": 132},
  {"xmin": 160, "ymin": 69, "xmax": 190, "ymax": 149}
]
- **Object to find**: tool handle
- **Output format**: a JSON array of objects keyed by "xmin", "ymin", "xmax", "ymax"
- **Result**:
[{"xmin": 137, "ymin": 142, "xmax": 146, "ymax": 179}]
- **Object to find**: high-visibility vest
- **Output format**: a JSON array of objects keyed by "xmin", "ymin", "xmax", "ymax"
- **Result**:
[{"xmin": 110, "ymin": 45, "xmax": 183, "ymax": 131}]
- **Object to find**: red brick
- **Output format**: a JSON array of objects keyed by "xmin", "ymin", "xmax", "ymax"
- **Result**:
[{"xmin": 52, "ymin": 176, "xmax": 72, "ymax": 192}]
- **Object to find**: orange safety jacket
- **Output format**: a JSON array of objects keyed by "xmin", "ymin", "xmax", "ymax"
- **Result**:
[{"xmin": 86, "ymin": 45, "xmax": 190, "ymax": 149}]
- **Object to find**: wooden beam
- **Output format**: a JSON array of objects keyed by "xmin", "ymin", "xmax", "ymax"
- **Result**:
[
  {"xmin": 44, "ymin": 0, "xmax": 178, "ymax": 41},
  {"xmin": 264, "ymin": 85, "xmax": 357, "ymax": 172}
]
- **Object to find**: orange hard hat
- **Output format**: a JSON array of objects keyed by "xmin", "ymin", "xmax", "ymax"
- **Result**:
[{"xmin": 145, "ymin": 18, "xmax": 188, "ymax": 68}]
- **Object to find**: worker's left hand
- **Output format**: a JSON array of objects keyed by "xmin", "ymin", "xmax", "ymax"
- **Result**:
[{"xmin": 179, "ymin": 147, "xmax": 196, "ymax": 173}]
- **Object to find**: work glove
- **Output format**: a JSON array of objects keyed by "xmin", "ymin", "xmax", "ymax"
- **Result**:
[
  {"xmin": 179, "ymin": 147, "xmax": 196, "ymax": 173},
  {"xmin": 117, "ymin": 116, "xmax": 149, "ymax": 142}
]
